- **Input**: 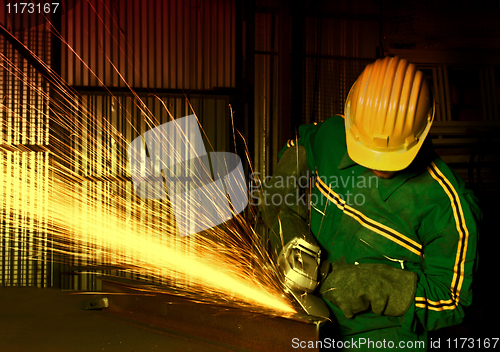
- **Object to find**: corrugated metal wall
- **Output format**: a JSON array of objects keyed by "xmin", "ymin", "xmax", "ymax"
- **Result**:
[
  {"xmin": 3, "ymin": 0, "xmax": 498, "ymax": 292},
  {"xmin": 56, "ymin": 0, "xmax": 236, "ymax": 290},
  {"xmin": 253, "ymin": 11, "xmax": 279, "ymax": 179},
  {"xmin": 303, "ymin": 1, "xmax": 380, "ymax": 124},
  {"xmin": 252, "ymin": 0, "xmax": 380, "ymax": 177},
  {"xmin": 59, "ymin": 93, "xmax": 230, "ymax": 291},
  {"xmin": 1, "ymin": 152, "xmax": 50, "ymax": 287},
  {"xmin": 253, "ymin": 0, "xmax": 499, "ymax": 189},
  {"xmin": 1, "ymin": 0, "xmax": 236, "ymax": 290},
  {"xmin": 0, "ymin": 13, "xmax": 52, "ymax": 287},
  {"xmin": 387, "ymin": 55, "xmax": 500, "ymax": 193},
  {"xmin": 62, "ymin": 0, "xmax": 235, "ymax": 89}
]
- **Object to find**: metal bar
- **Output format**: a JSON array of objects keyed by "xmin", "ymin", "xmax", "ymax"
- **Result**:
[
  {"xmin": 304, "ymin": 53, "xmax": 377, "ymax": 61},
  {"xmin": 0, "ymin": 24, "xmax": 56, "ymax": 89},
  {"xmin": 68, "ymin": 85, "xmax": 239, "ymax": 95},
  {"xmin": 269, "ymin": 12, "xmax": 276, "ymax": 169},
  {"xmin": 100, "ymin": 278, "xmax": 327, "ymax": 352},
  {"xmin": 245, "ymin": 0, "xmax": 256, "ymax": 174},
  {"xmin": 306, "ymin": 10, "xmax": 380, "ymax": 22},
  {"xmin": 442, "ymin": 65, "xmax": 452, "ymax": 122},
  {"xmin": 437, "ymin": 66, "xmax": 447, "ymax": 121},
  {"xmin": 278, "ymin": 1, "xmax": 291, "ymax": 162},
  {"xmin": 491, "ymin": 67, "xmax": 499, "ymax": 121},
  {"xmin": 48, "ymin": 7, "xmax": 63, "ymax": 289},
  {"xmin": 291, "ymin": 0, "xmax": 304, "ymax": 132},
  {"xmin": 479, "ymin": 68, "xmax": 488, "ymax": 122}
]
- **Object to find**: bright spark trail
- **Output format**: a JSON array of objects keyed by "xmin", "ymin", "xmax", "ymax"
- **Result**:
[{"xmin": 0, "ymin": 4, "xmax": 296, "ymax": 317}]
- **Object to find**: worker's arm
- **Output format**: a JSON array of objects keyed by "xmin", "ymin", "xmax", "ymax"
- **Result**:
[
  {"xmin": 263, "ymin": 130, "xmax": 418, "ymax": 316},
  {"xmin": 400, "ymin": 171, "xmax": 480, "ymax": 331},
  {"xmin": 319, "ymin": 171, "xmax": 480, "ymax": 324},
  {"xmin": 258, "ymin": 145, "xmax": 315, "ymax": 258}
]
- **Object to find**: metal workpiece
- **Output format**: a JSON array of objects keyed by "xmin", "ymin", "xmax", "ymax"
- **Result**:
[
  {"xmin": 100, "ymin": 277, "xmax": 329, "ymax": 352},
  {"xmin": 1, "ymin": 286, "xmax": 241, "ymax": 352}
]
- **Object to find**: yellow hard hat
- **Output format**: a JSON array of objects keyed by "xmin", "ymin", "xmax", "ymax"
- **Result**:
[{"xmin": 344, "ymin": 56, "xmax": 435, "ymax": 171}]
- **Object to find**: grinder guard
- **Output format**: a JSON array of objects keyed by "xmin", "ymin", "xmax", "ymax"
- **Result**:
[{"xmin": 278, "ymin": 237, "xmax": 330, "ymax": 318}]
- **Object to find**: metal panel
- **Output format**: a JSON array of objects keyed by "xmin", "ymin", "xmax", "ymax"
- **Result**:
[
  {"xmin": 253, "ymin": 12, "xmax": 279, "ymax": 178},
  {"xmin": 0, "ymin": 152, "xmax": 50, "ymax": 287},
  {"xmin": 303, "ymin": 56, "xmax": 371, "ymax": 125},
  {"xmin": 2, "ymin": 0, "xmax": 236, "ymax": 290},
  {"xmin": 61, "ymin": 0, "xmax": 236, "ymax": 90},
  {"xmin": 0, "ymin": 22, "xmax": 51, "ymax": 145},
  {"xmin": 57, "ymin": 93, "xmax": 230, "ymax": 291},
  {"xmin": 0, "ymin": 12, "xmax": 52, "ymax": 287},
  {"xmin": 302, "ymin": 2, "xmax": 378, "ymax": 124},
  {"xmin": 304, "ymin": 1, "xmax": 379, "ymax": 58}
]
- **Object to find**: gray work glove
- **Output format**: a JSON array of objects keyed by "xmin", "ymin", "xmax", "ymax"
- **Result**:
[{"xmin": 320, "ymin": 262, "xmax": 417, "ymax": 319}]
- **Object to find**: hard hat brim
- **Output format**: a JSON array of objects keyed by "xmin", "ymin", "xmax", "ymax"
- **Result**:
[{"xmin": 345, "ymin": 125, "xmax": 430, "ymax": 172}]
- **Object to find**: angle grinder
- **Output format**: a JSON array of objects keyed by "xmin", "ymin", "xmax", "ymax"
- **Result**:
[{"xmin": 277, "ymin": 237, "xmax": 330, "ymax": 318}]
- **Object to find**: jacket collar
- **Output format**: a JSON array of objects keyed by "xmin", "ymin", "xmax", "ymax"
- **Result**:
[
  {"xmin": 376, "ymin": 169, "xmax": 419, "ymax": 201},
  {"xmin": 337, "ymin": 140, "xmax": 434, "ymax": 202},
  {"xmin": 337, "ymin": 152, "xmax": 357, "ymax": 170}
]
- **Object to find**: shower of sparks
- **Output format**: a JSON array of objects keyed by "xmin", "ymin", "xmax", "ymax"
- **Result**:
[{"xmin": 0, "ymin": 12, "xmax": 296, "ymax": 316}]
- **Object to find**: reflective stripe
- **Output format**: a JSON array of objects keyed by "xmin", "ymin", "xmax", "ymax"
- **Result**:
[
  {"xmin": 415, "ymin": 162, "xmax": 470, "ymax": 311},
  {"xmin": 415, "ymin": 297, "xmax": 456, "ymax": 311},
  {"xmin": 286, "ymin": 139, "xmax": 296, "ymax": 147},
  {"xmin": 314, "ymin": 170, "xmax": 423, "ymax": 258}
]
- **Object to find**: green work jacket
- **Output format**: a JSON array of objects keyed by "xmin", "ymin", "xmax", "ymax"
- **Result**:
[{"xmin": 279, "ymin": 115, "xmax": 481, "ymax": 351}]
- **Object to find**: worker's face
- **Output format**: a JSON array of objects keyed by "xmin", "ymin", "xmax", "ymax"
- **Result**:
[{"xmin": 371, "ymin": 170, "xmax": 398, "ymax": 179}]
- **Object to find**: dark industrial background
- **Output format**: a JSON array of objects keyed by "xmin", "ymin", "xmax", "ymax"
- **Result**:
[{"xmin": 1, "ymin": 0, "xmax": 499, "ymax": 349}]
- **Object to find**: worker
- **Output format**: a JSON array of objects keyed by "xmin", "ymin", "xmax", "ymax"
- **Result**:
[{"xmin": 258, "ymin": 56, "xmax": 480, "ymax": 351}]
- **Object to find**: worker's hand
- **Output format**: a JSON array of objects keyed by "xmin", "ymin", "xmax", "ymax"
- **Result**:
[{"xmin": 319, "ymin": 262, "xmax": 417, "ymax": 319}]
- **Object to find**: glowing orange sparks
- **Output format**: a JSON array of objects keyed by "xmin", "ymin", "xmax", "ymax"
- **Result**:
[{"xmin": 0, "ymin": 12, "xmax": 296, "ymax": 317}]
